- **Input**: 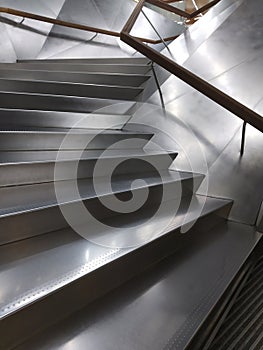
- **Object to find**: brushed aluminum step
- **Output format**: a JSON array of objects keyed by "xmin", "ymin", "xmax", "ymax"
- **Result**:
[
  {"xmin": 17, "ymin": 57, "xmax": 150, "ymax": 65},
  {"xmin": 0, "ymin": 63, "xmax": 151, "ymax": 74},
  {"xmin": 12, "ymin": 221, "xmax": 260, "ymax": 350},
  {"xmin": 0, "ymin": 171, "xmax": 203, "ymax": 244},
  {"xmin": 0, "ymin": 79, "xmax": 143, "ymax": 101},
  {"xmin": 0, "ymin": 130, "xmax": 153, "ymax": 151},
  {"xmin": 0, "ymin": 150, "xmax": 178, "ymax": 186},
  {"xmin": 0, "ymin": 195, "xmax": 234, "ymax": 350},
  {"xmin": 0, "ymin": 92, "xmax": 135, "ymax": 113},
  {"xmin": 0, "ymin": 70, "xmax": 150, "ymax": 87},
  {"xmin": 0, "ymin": 109, "xmax": 131, "ymax": 130}
]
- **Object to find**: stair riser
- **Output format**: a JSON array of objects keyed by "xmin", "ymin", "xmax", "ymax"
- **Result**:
[
  {"xmin": 0, "ymin": 134, "xmax": 151, "ymax": 151},
  {"xmin": 0, "ymin": 79, "xmax": 142, "ymax": 101},
  {"xmin": 0, "ymin": 179, "xmax": 197, "ymax": 245},
  {"xmin": 0, "ymin": 154, "xmax": 177, "ymax": 187},
  {"xmin": 0, "ymin": 70, "xmax": 150, "ymax": 87},
  {"xmin": 0, "ymin": 110, "xmax": 130, "ymax": 130},
  {"xmin": 0, "ymin": 92, "xmax": 136, "ymax": 113},
  {"xmin": 0, "ymin": 210, "xmax": 230, "ymax": 350},
  {"xmin": 17, "ymin": 58, "xmax": 150, "ymax": 65},
  {"xmin": 0, "ymin": 63, "xmax": 151, "ymax": 74}
]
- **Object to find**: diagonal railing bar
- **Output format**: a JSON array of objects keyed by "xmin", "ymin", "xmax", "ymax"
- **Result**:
[
  {"xmin": 0, "ymin": 7, "xmax": 120, "ymax": 37},
  {"xmin": 0, "ymin": 7, "xmax": 177, "ymax": 45},
  {"xmin": 0, "ymin": 0, "xmax": 220, "ymax": 46},
  {"xmin": 121, "ymin": 0, "xmax": 263, "ymax": 133}
]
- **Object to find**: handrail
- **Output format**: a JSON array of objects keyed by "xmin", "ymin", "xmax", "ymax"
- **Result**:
[
  {"xmin": 0, "ymin": 7, "xmax": 178, "ymax": 45},
  {"xmin": 0, "ymin": 1, "xmax": 221, "ymax": 47},
  {"xmin": 121, "ymin": 0, "xmax": 263, "ymax": 133}
]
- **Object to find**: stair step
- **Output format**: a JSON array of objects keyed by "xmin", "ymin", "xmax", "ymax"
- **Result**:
[
  {"xmin": 0, "ymin": 79, "xmax": 143, "ymax": 101},
  {"xmin": 0, "ymin": 70, "xmax": 151, "ymax": 87},
  {"xmin": 12, "ymin": 222, "xmax": 260, "ymax": 350},
  {"xmin": 0, "ymin": 109, "xmax": 131, "ymax": 130},
  {"xmin": 0, "ymin": 195, "xmax": 234, "ymax": 350},
  {"xmin": 0, "ymin": 92, "xmax": 135, "ymax": 113},
  {"xmin": 0, "ymin": 150, "xmax": 178, "ymax": 186},
  {"xmin": 17, "ymin": 57, "xmax": 150, "ymax": 65},
  {"xmin": 0, "ymin": 171, "xmax": 203, "ymax": 244},
  {"xmin": 0, "ymin": 63, "xmax": 151, "ymax": 74},
  {"xmin": 0, "ymin": 130, "xmax": 153, "ymax": 151}
]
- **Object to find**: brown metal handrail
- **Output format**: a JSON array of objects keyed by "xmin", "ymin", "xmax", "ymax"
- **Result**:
[
  {"xmin": 0, "ymin": 0, "xmax": 222, "ymax": 46},
  {"xmin": 121, "ymin": 0, "xmax": 263, "ymax": 133},
  {"xmin": 0, "ymin": 7, "xmax": 179, "ymax": 45}
]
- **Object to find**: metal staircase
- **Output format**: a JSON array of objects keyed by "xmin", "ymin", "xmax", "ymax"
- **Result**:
[{"xmin": 0, "ymin": 57, "xmax": 260, "ymax": 350}]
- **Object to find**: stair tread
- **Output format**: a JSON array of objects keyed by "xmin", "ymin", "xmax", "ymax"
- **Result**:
[
  {"xmin": 0, "ymin": 109, "xmax": 131, "ymax": 130},
  {"xmin": 0, "ymin": 63, "xmax": 151, "ymax": 75},
  {"xmin": 0, "ymin": 69, "xmax": 151, "ymax": 78},
  {"xmin": 0, "ymin": 195, "xmax": 232, "ymax": 319},
  {"xmin": 0, "ymin": 79, "xmax": 144, "ymax": 101},
  {"xmin": 12, "ymin": 222, "xmax": 260, "ymax": 350},
  {"xmin": 0, "ymin": 108, "xmax": 132, "ymax": 118},
  {"xmin": 0, "ymin": 91, "xmax": 137, "ymax": 114},
  {"xmin": 0, "ymin": 78, "xmax": 144, "ymax": 90},
  {"xmin": 17, "ymin": 57, "xmax": 150, "ymax": 64},
  {"xmin": 0, "ymin": 129, "xmax": 152, "ymax": 135},
  {"xmin": 0, "ymin": 71, "xmax": 150, "ymax": 87},
  {"xmin": 0, "ymin": 149, "xmax": 177, "ymax": 164},
  {"xmin": 5, "ymin": 63, "xmax": 150, "ymax": 68},
  {"xmin": 0, "ymin": 170, "xmax": 203, "ymax": 217},
  {"xmin": 0, "ymin": 130, "xmax": 153, "ymax": 152}
]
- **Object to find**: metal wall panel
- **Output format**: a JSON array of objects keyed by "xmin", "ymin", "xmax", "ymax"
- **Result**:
[
  {"xmin": 0, "ymin": 0, "xmax": 66, "ymax": 60},
  {"xmin": 127, "ymin": 0, "xmax": 263, "ymax": 225}
]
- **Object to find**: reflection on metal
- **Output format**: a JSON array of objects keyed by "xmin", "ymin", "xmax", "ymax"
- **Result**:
[
  {"xmin": 0, "ymin": 2, "xmax": 262, "ymax": 350},
  {"xmin": 125, "ymin": 0, "xmax": 263, "ymax": 225},
  {"xmin": 11, "ymin": 222, "xmax": 261, "ymax": 350},
  {"xmin": 0, "ymin": 6, "xmax": 179, "ymax": 45},
  {"xmin": 120, "ymin": 0, "xmax": 263, "ymax": 133}
]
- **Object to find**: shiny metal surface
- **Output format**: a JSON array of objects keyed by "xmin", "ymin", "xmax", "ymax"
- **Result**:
[
  {"xmin": 0, "ymin": 3, "xmax": 261, "ymax": 349},
  {"xmin": 0, "ymin": 62, "xmax": 151, "ymax": 74},
  {"xmin": 197, "ymin": 124, "xmax": 263, "ymax": 225},
  {"xmin": 0, "ymin": 92, "xmax": 135, "ymax": 113},
  {"xmin": 0, "ymin": 79, "xmax": 143, "ymax": 100},
  {"xmin": 38, "ymin": 0, "xmax": 185, "ymax": 59},
  {"xmin": 13, "ymin": 221, "xmax": 261, "ymax": 350},
  {"xmin": 0, "ymin": 0, "xmax": 183, "ymax": 62},
  {"xmin": 0, "ymin": 0, "xmax": 66, "ymax": 61},
  {"xmin": 137, "ymin": 0, "xmax": 263, "ymax": 225},
  {"xmin": 0, "ymin": 150, "xmax": 177, "ymax": 186},
  {"xmin": 0, "ymin": 169, "xmax": 200, "ymax": 244},
  {"xmin": 0, "ymin": 69, "xmax": 150, "ymax": 87},
  {"xmin": 0, "ymin": 195, "xmax": 234, "ymax": 350},
  {"xmin": 0, "ymin": 109, "xmax": 131, "ymax": 130},
  {"xmin": 38, "ymin": 30, "xmax": 127, "ymax": 60},
  {"xmin": 37, "ymin": 0, "xmax": 125, "ymax": 59},
  {"xmin": 0, "ymin": 130, "xmax": 152, "ymax": 151},
  {"xmin": 0, "ymin": 21, "xmax": 17, "ymax": 62},
  {"xmin": 0, "ymin": 170, "xmax": 201, "ymax": 215},
  {"xmin": 18, "ymin": 57, "xmax": 150, "ymax": 64}
]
